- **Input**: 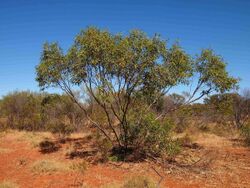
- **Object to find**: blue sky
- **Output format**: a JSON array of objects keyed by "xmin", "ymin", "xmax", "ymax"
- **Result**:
[{"xmin": 0, "ymin": 0, "xmax": 249, "ymax": 97}]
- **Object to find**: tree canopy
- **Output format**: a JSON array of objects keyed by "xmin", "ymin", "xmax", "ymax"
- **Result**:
[{"xmin": 36, "ymin": 27, "xmax": 238, "ymax": 153}]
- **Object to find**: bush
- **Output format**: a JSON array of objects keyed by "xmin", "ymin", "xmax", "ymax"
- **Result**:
[
  {"xmin": 108, "ymin": 155, "xmax": 119, "ymax": 162},
  {"xmin": 46, "ymin": 121, "xmax": 74, "ymax": 139},
  {"xmin": 241, "ymin": 123, "xmax": 250, "ymax": 146},
  {"xmin": 95, "ymin": 132, "xmax": 113, "ymax": 162},
  {"xmin": 126, "ymin": 111, "xmax": 180, "ymax": 158},
  {"xmin": 122, "ymin": 176, "xmax": 157, "ymax": 188},
  {"xmin": 0, "ymin": 91, "xmax": 84, "ymax": 132},
  {"xmin": 0, "ymin": 91, "xmax": 43, "ymax": 131}
]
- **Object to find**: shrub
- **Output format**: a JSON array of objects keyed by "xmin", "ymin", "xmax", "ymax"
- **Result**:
[
  {"xmin": 95, "ymin": 132, "xmax": 113, "ymax": 162},
  {"xmin": 0, "ymin": 91, "xmax": 43, "ymax": 131},
  {"xmin": 108, "ymin": 155, "xmax": 119, "ymax": 162},
  {"xmin": 126, "ymin": 110, "xmax": 180, "ymax": 158},
  {"xmin": 241, "ymin": 123, "xmax": 250, "ymax": 146},
  {"xmin": 122, "ymin": 176, "xmax": 157, "ymax": 188},
  {"xmin": 46, "ymin": 121, "xmax": 74, "ymax": 139}
]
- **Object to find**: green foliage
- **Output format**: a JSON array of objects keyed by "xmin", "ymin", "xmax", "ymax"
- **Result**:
[
  {"xmin": 204, "ymin": 93, "xmax": 237, "ymax": 122},
  {"xmin": 0, "ymin": 91, "xmax": 81, "ymax": 134},
  {"xmin": 195, "ymin": 49, "xmax": 238, "ymax": 93},
  {"xmin": 126, "ymin": 109, "xmax": 179, "ymax": 157},
  {"xmin": 204, "ymin": 92, "xmax": 250, "ymax": 128},
  {"xmin": 108, "ymin": 155, "xmax": 119, "ymax": 162}
]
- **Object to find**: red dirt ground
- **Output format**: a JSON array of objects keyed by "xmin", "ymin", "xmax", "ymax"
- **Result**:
[{"xmin": 0, "ymin": 131, "xmax": 249, "ymax": 188}]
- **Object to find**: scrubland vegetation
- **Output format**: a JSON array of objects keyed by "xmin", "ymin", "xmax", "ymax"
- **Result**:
[{"xmin": 0, "ymin": 28, "xmax": 250, "ymax": 187}]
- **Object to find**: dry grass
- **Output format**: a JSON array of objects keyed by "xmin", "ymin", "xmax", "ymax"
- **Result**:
[
  {"xmin": 16, "ymin": 131, "xmax": 52, "ymax": 148},
  {"xmin": 31, "ymin": 159, "xmax": 88, "ymax": 175},
  {"xmin": 0, "ymin": 181, "xmax": 19, "ymax": 188},
  {"xmin": 122, "ymin": 176, "xmax": 157, "ymax": 188},
  {"xmin": 63, "ymin": 144, "xmax": 75, "ymax": 156},
  {"xmin": 69, "ymin": 160, "xmax": 88, "ymax": 174},
  {"xmin": 101, "ymin": 183, "xmax": 121, "ymax": 188},
  {"xmin": 0, "ymin": 132, "xmax": 6, "ymax": 139},
  {"xmin": 195, "ymin": 132, "xmax": 232, "ymax": 148},
  {"xmin": 0, "ymin": 129, "xmax": 11, "ymax": 139},
  {"xmin": 0, "ymin": 148, "xmax": 11, "ymax": 154},
  {"xmin": 31, "ymin": 159, "xmax": 70, "ymax": 174},
  {"xmin": 15, "ymin": 131, "xmax": 87, "ymax": 148},
  {"xmin": 101, "ymin": 176, "xmax": 157, "ymax": 188}
]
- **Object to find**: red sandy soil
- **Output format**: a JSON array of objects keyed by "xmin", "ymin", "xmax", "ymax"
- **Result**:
[{"xmin": 0, "ymin": 131, "xmax": 249, "ymax": 188}]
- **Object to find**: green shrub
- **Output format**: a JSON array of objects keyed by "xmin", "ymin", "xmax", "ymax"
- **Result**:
[
  {"xmin": 108, "ymin": 155, "xmax": 119, "ymax": 162},
  {"xmin": 126, "ymin": 111, "xmax": 180, "ymax": 158}
]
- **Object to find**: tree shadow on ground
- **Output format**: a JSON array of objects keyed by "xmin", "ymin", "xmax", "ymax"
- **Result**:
[{"xmin": 39, "ymin": 140, "xmax": 61, "ymax": 154}]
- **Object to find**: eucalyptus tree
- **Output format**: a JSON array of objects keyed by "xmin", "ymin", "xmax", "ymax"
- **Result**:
[{"xmin": 36, "ymin": 27, "xmax": 238, "ymax": 152}]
